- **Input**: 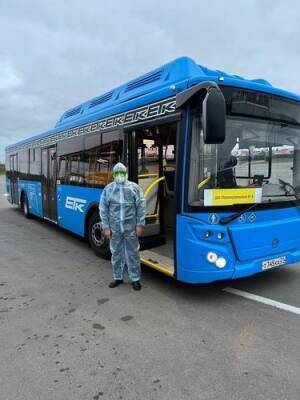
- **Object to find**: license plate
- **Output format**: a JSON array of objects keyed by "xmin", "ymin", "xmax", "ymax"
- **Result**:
[{"xmin": 262, "ymin": 256, "xmax": 286, "ymax": 271}]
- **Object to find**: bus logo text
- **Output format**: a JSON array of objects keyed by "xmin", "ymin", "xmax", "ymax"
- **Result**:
[
  {"xmin": 7, "ymin": 97, "xmax": 176, "ymax": 152},
  {"xmin": 65, "ymin": 196, "xmax": 87, "ymax": 213}
]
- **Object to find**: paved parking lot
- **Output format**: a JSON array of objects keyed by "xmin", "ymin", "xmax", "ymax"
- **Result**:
[{"xmin": 0, "ymin": 175, "xmax": 299, "ymax": 400}]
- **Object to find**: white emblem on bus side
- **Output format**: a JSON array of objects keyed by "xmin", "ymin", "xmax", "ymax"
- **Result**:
[
  {"xmin": 209, "ymin": 214, "xmax": 218, "ymax": 224},
  {"xmin": 65, "ymin": 196, "xmax": 87, "ymax": 213}
]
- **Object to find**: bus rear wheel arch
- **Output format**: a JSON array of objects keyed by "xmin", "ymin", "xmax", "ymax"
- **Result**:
[{"xmin": 86, "ymin": 209, "xmax": 110, "ymax": 259}]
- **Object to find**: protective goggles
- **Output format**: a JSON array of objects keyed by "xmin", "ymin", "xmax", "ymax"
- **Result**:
[{"xmin": 113, "ymin": 171, "xmax": 127, "ymax": 178}]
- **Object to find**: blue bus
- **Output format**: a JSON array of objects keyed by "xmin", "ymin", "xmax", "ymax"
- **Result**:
[{"xmin": 5, "ymin": 57, "xmax": 300, "ymax": 283}]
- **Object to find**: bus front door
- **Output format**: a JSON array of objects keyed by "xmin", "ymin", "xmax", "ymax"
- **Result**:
[
  {"xmin": 129, "ymin": 128, "xmax": 164, "ymax": 238},
  {"xmin": 10, "ymin": 154, "xmax": 18, "ymax": 204},
  {"xmin": 128, "ymin": 122, "xmax": 177, "ymax": 278},
  {"xmin": 41, "ymin": 146, "xmax": 57, "ymax": 221}
]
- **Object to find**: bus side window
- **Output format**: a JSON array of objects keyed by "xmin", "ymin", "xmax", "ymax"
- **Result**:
[
  {"xmin": 69, "ymin": 154, "xmax": 86, "ymax": 186},
  {"xmin": 86, "ymin": 150, "xmax": 97, "ymax": 186},
  {"xmin": 18, "ymin": 149, "xmax": 29, "ymax": 178},
  {"xmin": 29, "ymin": 147, "xmax": 41, "ymax": 176},
  {"xmin": 61, "ymin": 155, "xmax": 72, "ymax": 185},
  {"xmin": 58, "ymin": 156, "xmax": 66, "ymax": 183},
  {"xmin": 79, "ymin": 152, "xmax": 89, "ymax": 184},
  {"xmin": 86, "ymin": 131, "xmax": 122, "ymax": 187},
  {"xmin": 57, "ymin": 130, "xmax": 123, "ymax": 188}
]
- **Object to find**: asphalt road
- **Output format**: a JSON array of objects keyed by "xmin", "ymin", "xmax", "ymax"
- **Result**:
[{"xmin": 0, "ymin": 175, "xmax": 299, "ymax": 400}]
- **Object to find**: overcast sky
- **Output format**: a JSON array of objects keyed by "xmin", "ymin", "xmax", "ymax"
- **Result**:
[{"xmin": 1, "ymin": 0, "xmax": 300, "ymax": 162}]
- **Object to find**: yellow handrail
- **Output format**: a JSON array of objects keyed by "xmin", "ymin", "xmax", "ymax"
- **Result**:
[
  {"xmin": 198, "ymin": 176, "xmax": 210, "ymax": 189},
  {"xmin": 144, "ymin": 176, "xmax": 165, "ymax": 199},
  {"xmin": 146, "ymin": 213, "xmax": 159, "ymax": 218},
  {"xmin": 138, "ymin": 173, "xmax": 159, "ymax": 178}
]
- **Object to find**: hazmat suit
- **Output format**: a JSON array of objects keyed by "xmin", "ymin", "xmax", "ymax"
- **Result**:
[{"xmin": 99, "ymin": 163, "xmax": 146, "ymax": 287}]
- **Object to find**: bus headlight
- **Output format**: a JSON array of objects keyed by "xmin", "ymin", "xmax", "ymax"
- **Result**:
[
  {"xmin": 207, "ymin": 252, "xmax": 218, "ymax": 263},
  {"xmin": 216, "ymin": 257, "xmax": 227, "ymax": 268}
]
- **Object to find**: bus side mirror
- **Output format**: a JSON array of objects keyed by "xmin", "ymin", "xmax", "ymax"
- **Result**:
[
  {"xmin": 176, "ymin": 81, "xmax": 226, "ymax": 144},
  {"xmin": 203, "ymin": 87, "xmax": 226, "ymax": 144}
]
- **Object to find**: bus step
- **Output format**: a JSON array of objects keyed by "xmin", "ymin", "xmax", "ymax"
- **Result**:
[{"xmin": 140, "ymin": 250, "xmax": 174, "ymax": 277}]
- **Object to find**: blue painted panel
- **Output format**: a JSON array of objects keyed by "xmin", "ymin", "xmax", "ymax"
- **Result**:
[
  {"xmin": 57, "ymin": 185, "xmax": 103, "ymax": 236},
  {"xmin": 177, "ymin": 206, "xmax": 300, "ymax": 283},
  {"xmin": 228, "ymin": 214, "xmax": 300, "ymax": 261},
  {"xmin": 176, "ymin": 214, "xmax": 235, "ymax": 283},
  {"xmin": 19, "ymin": 180, "xmax": 43, "ymax": 217}
]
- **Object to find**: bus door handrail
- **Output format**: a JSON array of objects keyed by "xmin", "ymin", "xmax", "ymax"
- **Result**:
[
  {"xmin": 138, "ymin": 173, "xmax": 159, "ymax": 179},
  {"xmin": 144, "ymin": 176, "xmax": 165, "ymax": 199}
]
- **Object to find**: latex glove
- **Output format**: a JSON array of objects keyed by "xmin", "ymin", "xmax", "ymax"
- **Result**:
[
  {"xmin": 135, "ymin": 225, "xmax": 144, "ymax": 237},
  {"xmin": 103, "ymin": 228, "xmax": 112, "ymax": 238}
]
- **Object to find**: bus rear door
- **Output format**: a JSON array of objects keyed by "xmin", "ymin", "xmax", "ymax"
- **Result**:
[
  {"xmin": 10, "ymin": 154, "xmax": 18, "ymax": 204},
  {"xmin": 41, "ymin": 146, "xmax": 57, "ymax": 221}
]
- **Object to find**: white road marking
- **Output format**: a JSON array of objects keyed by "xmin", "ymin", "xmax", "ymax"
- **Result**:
[{"xmin": 223, "ymin": 287, "xmax": 300, "ymax": 316}]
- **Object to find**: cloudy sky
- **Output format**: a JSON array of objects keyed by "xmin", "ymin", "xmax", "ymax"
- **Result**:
[{"xmin": 1, "ymin": 0, "xmax": 300, "ymax": 162}]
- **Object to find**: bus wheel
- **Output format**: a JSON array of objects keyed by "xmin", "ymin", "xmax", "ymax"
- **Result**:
[
  {"xmin": 22, "ymin": 193, "xmax": 31, "ymax": 219},
  {"xmin": 87, "ymin": 211, "xmax": 110, "ymax": 259}
]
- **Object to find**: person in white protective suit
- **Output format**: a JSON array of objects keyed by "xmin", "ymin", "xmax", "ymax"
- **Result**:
[{"xmin": 99, "ymin": 163, "xmax": 146, "ymax": 290}]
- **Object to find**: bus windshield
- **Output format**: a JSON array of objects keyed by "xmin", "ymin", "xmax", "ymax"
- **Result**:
[{"xmin": 188, "ymin": 113, "xmax": 300, "ymax": 207}]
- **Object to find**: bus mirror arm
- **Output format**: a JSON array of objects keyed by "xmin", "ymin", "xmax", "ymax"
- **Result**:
[
  {"xmin": 176, "ymin": 81, "xmax": 226, "ymax": 144},
  {"xmin": 176, "ymin": 81, "xmax": 218, "ymax": 109}
]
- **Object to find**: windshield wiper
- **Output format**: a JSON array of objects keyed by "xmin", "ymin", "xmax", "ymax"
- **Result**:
[
  {"xmin": 219, "ymin": 203, "xmax": 259, "ymax": 225},
  {"xmin": 278, "ymin": 179, "xmax": 300, "ymax": 201}
]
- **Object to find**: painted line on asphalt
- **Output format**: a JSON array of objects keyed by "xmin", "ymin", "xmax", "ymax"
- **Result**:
[{"xmin": 223, "ymin": 287, "xmax": 300, "ymax": 316}]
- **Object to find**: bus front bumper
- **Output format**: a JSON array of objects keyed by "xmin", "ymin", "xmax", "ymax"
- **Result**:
[{"xmin": 178, "ymin": 248, "xmax": 300, "ymax": 284}]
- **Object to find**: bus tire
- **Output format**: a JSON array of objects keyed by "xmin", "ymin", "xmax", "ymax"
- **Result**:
[
  {"xmin": 87, "ymin": 210, "xmax": 111, "ymax": 259},
  {"xmin": 22, "ymin": 193, "xmax": 31, "ymax": 219}
]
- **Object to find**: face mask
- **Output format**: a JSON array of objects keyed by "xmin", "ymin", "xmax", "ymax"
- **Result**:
[{"xmin": 114, "ymin": 173, "xmax": 126, "ymax": 183}]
